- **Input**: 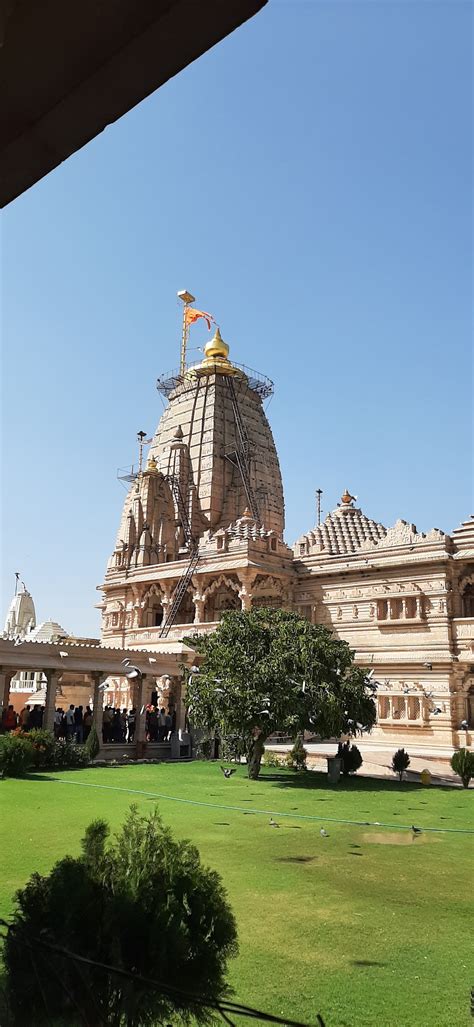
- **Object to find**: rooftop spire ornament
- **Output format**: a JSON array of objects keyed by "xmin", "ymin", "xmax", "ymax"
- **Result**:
[{"xmin": 177, "ymin": 289, "xmax": 215, "ymax": 375}]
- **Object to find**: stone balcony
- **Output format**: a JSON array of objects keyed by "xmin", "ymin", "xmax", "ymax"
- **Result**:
[
  {"xmin": 125, "ymin": 622, "xmax": 219, "ymax": 647},
  {"xmin": 452, "ymin": 618, "xmax": 474, "ymax": 659}
]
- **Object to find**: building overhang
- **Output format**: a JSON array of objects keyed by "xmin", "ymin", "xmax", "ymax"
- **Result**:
[
  {"xmin": 0, "ymin": 0, "xmax": 267, "ymax": 208},
  {"xmin": 0, "ymin": 637, "xmax": 195, "ymax": 678}
]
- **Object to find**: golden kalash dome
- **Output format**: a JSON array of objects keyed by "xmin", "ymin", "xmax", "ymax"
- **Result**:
[{"xmin": 187, "ymin": 326, "xmax": 242, "ymax": 381}]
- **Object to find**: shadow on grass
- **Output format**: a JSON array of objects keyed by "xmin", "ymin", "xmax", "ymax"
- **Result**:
[
  {"xmin": 351, "ymin": 960, "xmax": 387, "ymax": 967},
  {"xmin": 260, "ymin": 770, "xmax": 433, "ymax": 795}
]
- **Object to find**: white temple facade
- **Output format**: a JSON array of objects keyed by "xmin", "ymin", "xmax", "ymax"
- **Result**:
[{"xmin": 98, "ymin": 317, "xmax": 474, "ymax": 751}]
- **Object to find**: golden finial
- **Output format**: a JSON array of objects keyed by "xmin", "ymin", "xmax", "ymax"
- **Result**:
[
  {"xmin": 204, "ymin": 326, "xmax": 229, "ymax": 361},
  {"xmin": 341, "ymin": 489, "xmax": 356, "ymax": 506},
  {"xmin": 146, "ymin": 453, "xmax": 157, "ymax": 473}
]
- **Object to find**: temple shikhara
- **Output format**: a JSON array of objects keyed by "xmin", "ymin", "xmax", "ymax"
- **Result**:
[{"xmin": 98, "ymin": 293, "xmax": 474, "ymax": 750}]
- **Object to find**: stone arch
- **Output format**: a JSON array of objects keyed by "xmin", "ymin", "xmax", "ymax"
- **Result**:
[
  {"xmin": 140, "ymin": 583, "xmax": 164, "ymax": 628},
  {"xmin": 459, "ymin": 574, "xmax": 474, "ymax": 617},
  {"xmin": 202, "ymin": 575, "xmax": 241, "ymax": 622},
  {"xmin": 251, "ymin": 574, "xmax": 284, "ymax": 610}
]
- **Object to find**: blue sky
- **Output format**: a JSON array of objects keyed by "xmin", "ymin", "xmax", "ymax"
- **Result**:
[{"xmin": 2, "ymin": 0, "xmax": 472, "ymax": 636}]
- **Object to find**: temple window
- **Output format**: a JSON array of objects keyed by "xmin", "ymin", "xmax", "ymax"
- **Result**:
[
  {"xmin": 377, "ymin": 600, "xmax": 388, "ymax": 620},
  {"xmin": 112, "ymin": 612, "xmax": 119, "ymax": 626},
  {"xmin": 462, "ymin": 584, "xmax": 474, "ymax": 617},
  {"xmin": 270, "ymin": 538, "xmax": 277, "ymax": 551},
  {"xmin": 378, "ymin": 696, "xmax": 389, "ymax": 719}
]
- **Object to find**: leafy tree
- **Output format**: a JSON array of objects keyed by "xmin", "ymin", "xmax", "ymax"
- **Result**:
[
  {"xmin": 451, "ymin": 747, "xmax": 474, "ymax": 788},
  {"xmin": 339, "ymin": 741, "xmax": 363, "ymax": 776},
  {"xmin": 391, "ymin": 747, "xmax": 411, "ymax": 782},
  {"xmin": 3, "ymin": 805, "xmax": 238, "ymax": 1026},
  {"xmin": 184, "ymin": 608, "xmax": 376, "ymax": 779}
]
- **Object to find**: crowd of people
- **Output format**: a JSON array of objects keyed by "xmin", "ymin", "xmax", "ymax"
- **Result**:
[{"xmin": 1, "ymin": 701, "xmax": 177, "ymax": 746}]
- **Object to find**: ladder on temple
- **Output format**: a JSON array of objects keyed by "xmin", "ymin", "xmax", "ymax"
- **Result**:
[
  {"xmin": 159, "ymin": 475, "xmax": 199, "ymax": 637},
  {"xmin": 224, "ymin": 375, "xmax": 260, "ymax": 523}
]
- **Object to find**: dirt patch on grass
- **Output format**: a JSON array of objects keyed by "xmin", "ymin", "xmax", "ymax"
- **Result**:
[{"xmin": 362, "ymin": 831, "xmax": 438, "ymax": 845}]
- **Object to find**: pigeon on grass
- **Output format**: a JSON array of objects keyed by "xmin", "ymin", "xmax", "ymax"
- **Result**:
[{"xmin": 220, "ymin": 766, "xmax": 237, "ymax": 779}]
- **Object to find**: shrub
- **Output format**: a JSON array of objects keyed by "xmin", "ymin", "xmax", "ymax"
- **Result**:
[
  {"xmin": 194, "ymin": 736, "xmax": 215, "ymax": 760},
  {"xmin": 286, "ymin": 735, "xmax": 307, "ymax": 771},
  {"xmin": 451, "ymin": 748, "xmax": 474, "ymax": 788},
  {"xmin": 24, "ymin": 728, "xmax": 57, "ymax": 768},
  {"xmin": 391, "ymin": 747, "xmax": 411, "ymax": 782},
  {"xmin": 220, "ymin": 734, "xmax": 246, "ymax": 763},
  {"xmin": 0, "ymin": 735, "xmax": 34, "ymax": 777},
  {"xmin": 340, "ymin": 741, "xmax": 363, "ymax": 776},
  {"xmin": 85, "ymin": 724, "xmax": 100, "ymax": 761},
  {"xmin": 3, "ymin": 805, "xmax": 238, "ymax": 1026},
  {"xmin": 262, "ymin": 748, "xmax": 285, "ymax": 769},
  {"xmin": 51, "ymin": 741, "xmax": 89, "ymax": 769}
]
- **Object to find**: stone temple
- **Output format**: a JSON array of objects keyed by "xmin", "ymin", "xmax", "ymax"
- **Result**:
[{"xmin": 99, "ymin": 315, "xmax": 474, "ymax": 751}]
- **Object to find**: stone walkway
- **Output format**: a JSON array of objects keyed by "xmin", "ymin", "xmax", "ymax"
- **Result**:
[{"xmin": 266, "ymin": 742, "xmax": 471, "ymax": 787}]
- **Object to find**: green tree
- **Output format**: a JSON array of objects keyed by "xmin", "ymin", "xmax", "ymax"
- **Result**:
[
  {"xmin": 391, "ymin": 747, "xmax": 411, "ymax": 782},
  {"xmin": 3, "ymin": 805, "xmax": 238, "ymax": 1026},
  {"xmin": 450, "ymin": 747, "xmax": 474, "ymax": 789},
  {"xmin": 185, "ymin": 608, "xmax": 376, "ymax": 779}
]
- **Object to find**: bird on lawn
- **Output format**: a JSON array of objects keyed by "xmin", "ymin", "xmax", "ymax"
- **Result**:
[
  {"xmin": 411, "ymin": 825, "xmax": 422, "ymax": 835},
  {"xmin": 320, "ymin": 828, "xmax": 329, "ymax": 838},
  {"xmin": 269, "ymin": 818, "xmax": 279, "ymax": 828},
  {"xmin": 220, "ymin": 766, "xmax": 236, "ymax": 779}
]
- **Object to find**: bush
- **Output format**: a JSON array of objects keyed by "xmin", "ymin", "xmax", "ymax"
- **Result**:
[
  {"xmin": 286, "ymin": 735, "xmax": 307, "ymax": 771},
  {"xmin": 0, "ymin": 735, "xmax": 34, "ymax": 777},
  {"xmin": 391, "ymin": 747, "xmax": 411, "ymax": 782},
  {"xmin": 340, "ymin": 741, "xmax": 363, "ymax": 776},
  {"xmin": 194, "ymin": 736, "xmax": 215, "ymax": 760},
  {"xmin": 85, "ymin": 724, "xmax": 100, "ymax": 761},
  {"xmin": 262, "ymin": 749, "xmax": 285, "ymax": 769},
  {"xmin": 12, "ymin": 729, "xmax": 90, "ymax": 771},
  {"xmin": 451, "ymin": 748, "xmax": 474, "ymax": 788},
  {"xmin": 25, "ymin": 728, "xmax": 57, "ymax": 768},
  {"xmin": 220, "ymin": 734, "xmax": 246, "ymax": 763},
  {"xmin": 51, "ymin": 741, "xmax": 89, "ymax": 769},
  {"xmin": 3, "ymin": 805, "xmax": 238, "ymax": 1026}
]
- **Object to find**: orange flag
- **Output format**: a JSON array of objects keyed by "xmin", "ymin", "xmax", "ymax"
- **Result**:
[{"xmin": 184, "ymin": 307, "xmax": 215, "ymax": 331}]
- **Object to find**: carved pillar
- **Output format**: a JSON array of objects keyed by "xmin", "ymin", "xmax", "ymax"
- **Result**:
[
  {"xmin": 401, "ymin": 599, "xmax": 407, "ymax": 619},
  {"xmin": 0, "ymin": 668, "xmax": 14, "ymax": 710},
  {"xmin": 402, "ymin": 696, "xmax": 408, "ymax": 720},
  {"xmin": 91, "ymin": 672, "xmax": 106, "ymax": 741},
  {"xmin": 193, "ymin": 596, "xmax": 204, "ymax": 624},
  {"xmin": 44, "ymin": 670, "xmax": 62, "ymax": 733},
  {"xmin": 388, "ymin": 696, "xmax": 394, "ymax": 720},
  {"xmin": 416, "ymin": 597, "xmax": 422, "ymax": 619}
]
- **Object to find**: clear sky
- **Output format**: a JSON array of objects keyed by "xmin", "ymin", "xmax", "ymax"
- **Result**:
[{"xmin": 2, "ymin": 0, "xmax": 472, "ymax": 636}]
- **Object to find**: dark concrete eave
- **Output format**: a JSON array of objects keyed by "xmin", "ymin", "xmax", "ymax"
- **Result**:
[{"xmin": 0, "ymin": 0, "xmax": 267, "ymax": 208}]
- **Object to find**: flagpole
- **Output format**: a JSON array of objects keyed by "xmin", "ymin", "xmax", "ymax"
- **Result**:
[{"xmin": 177, "ymin": 290, "xmax": 195, "ymax": 376}]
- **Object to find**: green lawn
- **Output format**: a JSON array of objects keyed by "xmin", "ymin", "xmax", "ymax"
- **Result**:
[{"xmin": 1, "ymin": 763, "xmax": 473, "ymax": 1027}]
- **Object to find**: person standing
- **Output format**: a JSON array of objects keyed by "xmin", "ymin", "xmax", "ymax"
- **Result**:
[
  {"xmin": 74, "ymin": 705, "xmax": 84, "ymax": 744},
  {"xmin": 54, "ymin": 708, "xmax": 63, "ymax": 739},
  {"xmin": 120, "ymin": 708, "xmax": 128, "ymax": 743},
  {"xmin": 19, "ymin": 706, "xmax": 30, "ymax": 732},
  {"xmin": 158, "ymin": 707, "xmax": 167, "ymax": 742},
  {"xmin": 127, "ymin": 707, "xmax": 136, "ymax": 743},
  {"xmin": 2, "ymin": 705, "xmax": 18, "ymax": 732},
  {"xmin": 65, "ymin": 704, "xmax": 76, "ymax": 742},
  {"xmin": 83, "ymin": 706, "xmax": 93, "ymax": 742},
  {"xmin": 102, "ymin": 705, "xmax": 112, "ymax": 743}
]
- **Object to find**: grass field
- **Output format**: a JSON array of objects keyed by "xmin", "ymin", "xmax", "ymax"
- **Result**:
[{"xmin": 1, "ymin": 763, "xmax": 473, "ymax": 1027}]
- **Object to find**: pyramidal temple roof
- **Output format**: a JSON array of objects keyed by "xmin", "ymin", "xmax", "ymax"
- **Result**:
[{"xmin": 294, "ymin": 490, "xmax": 387, "ymax": 557}]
